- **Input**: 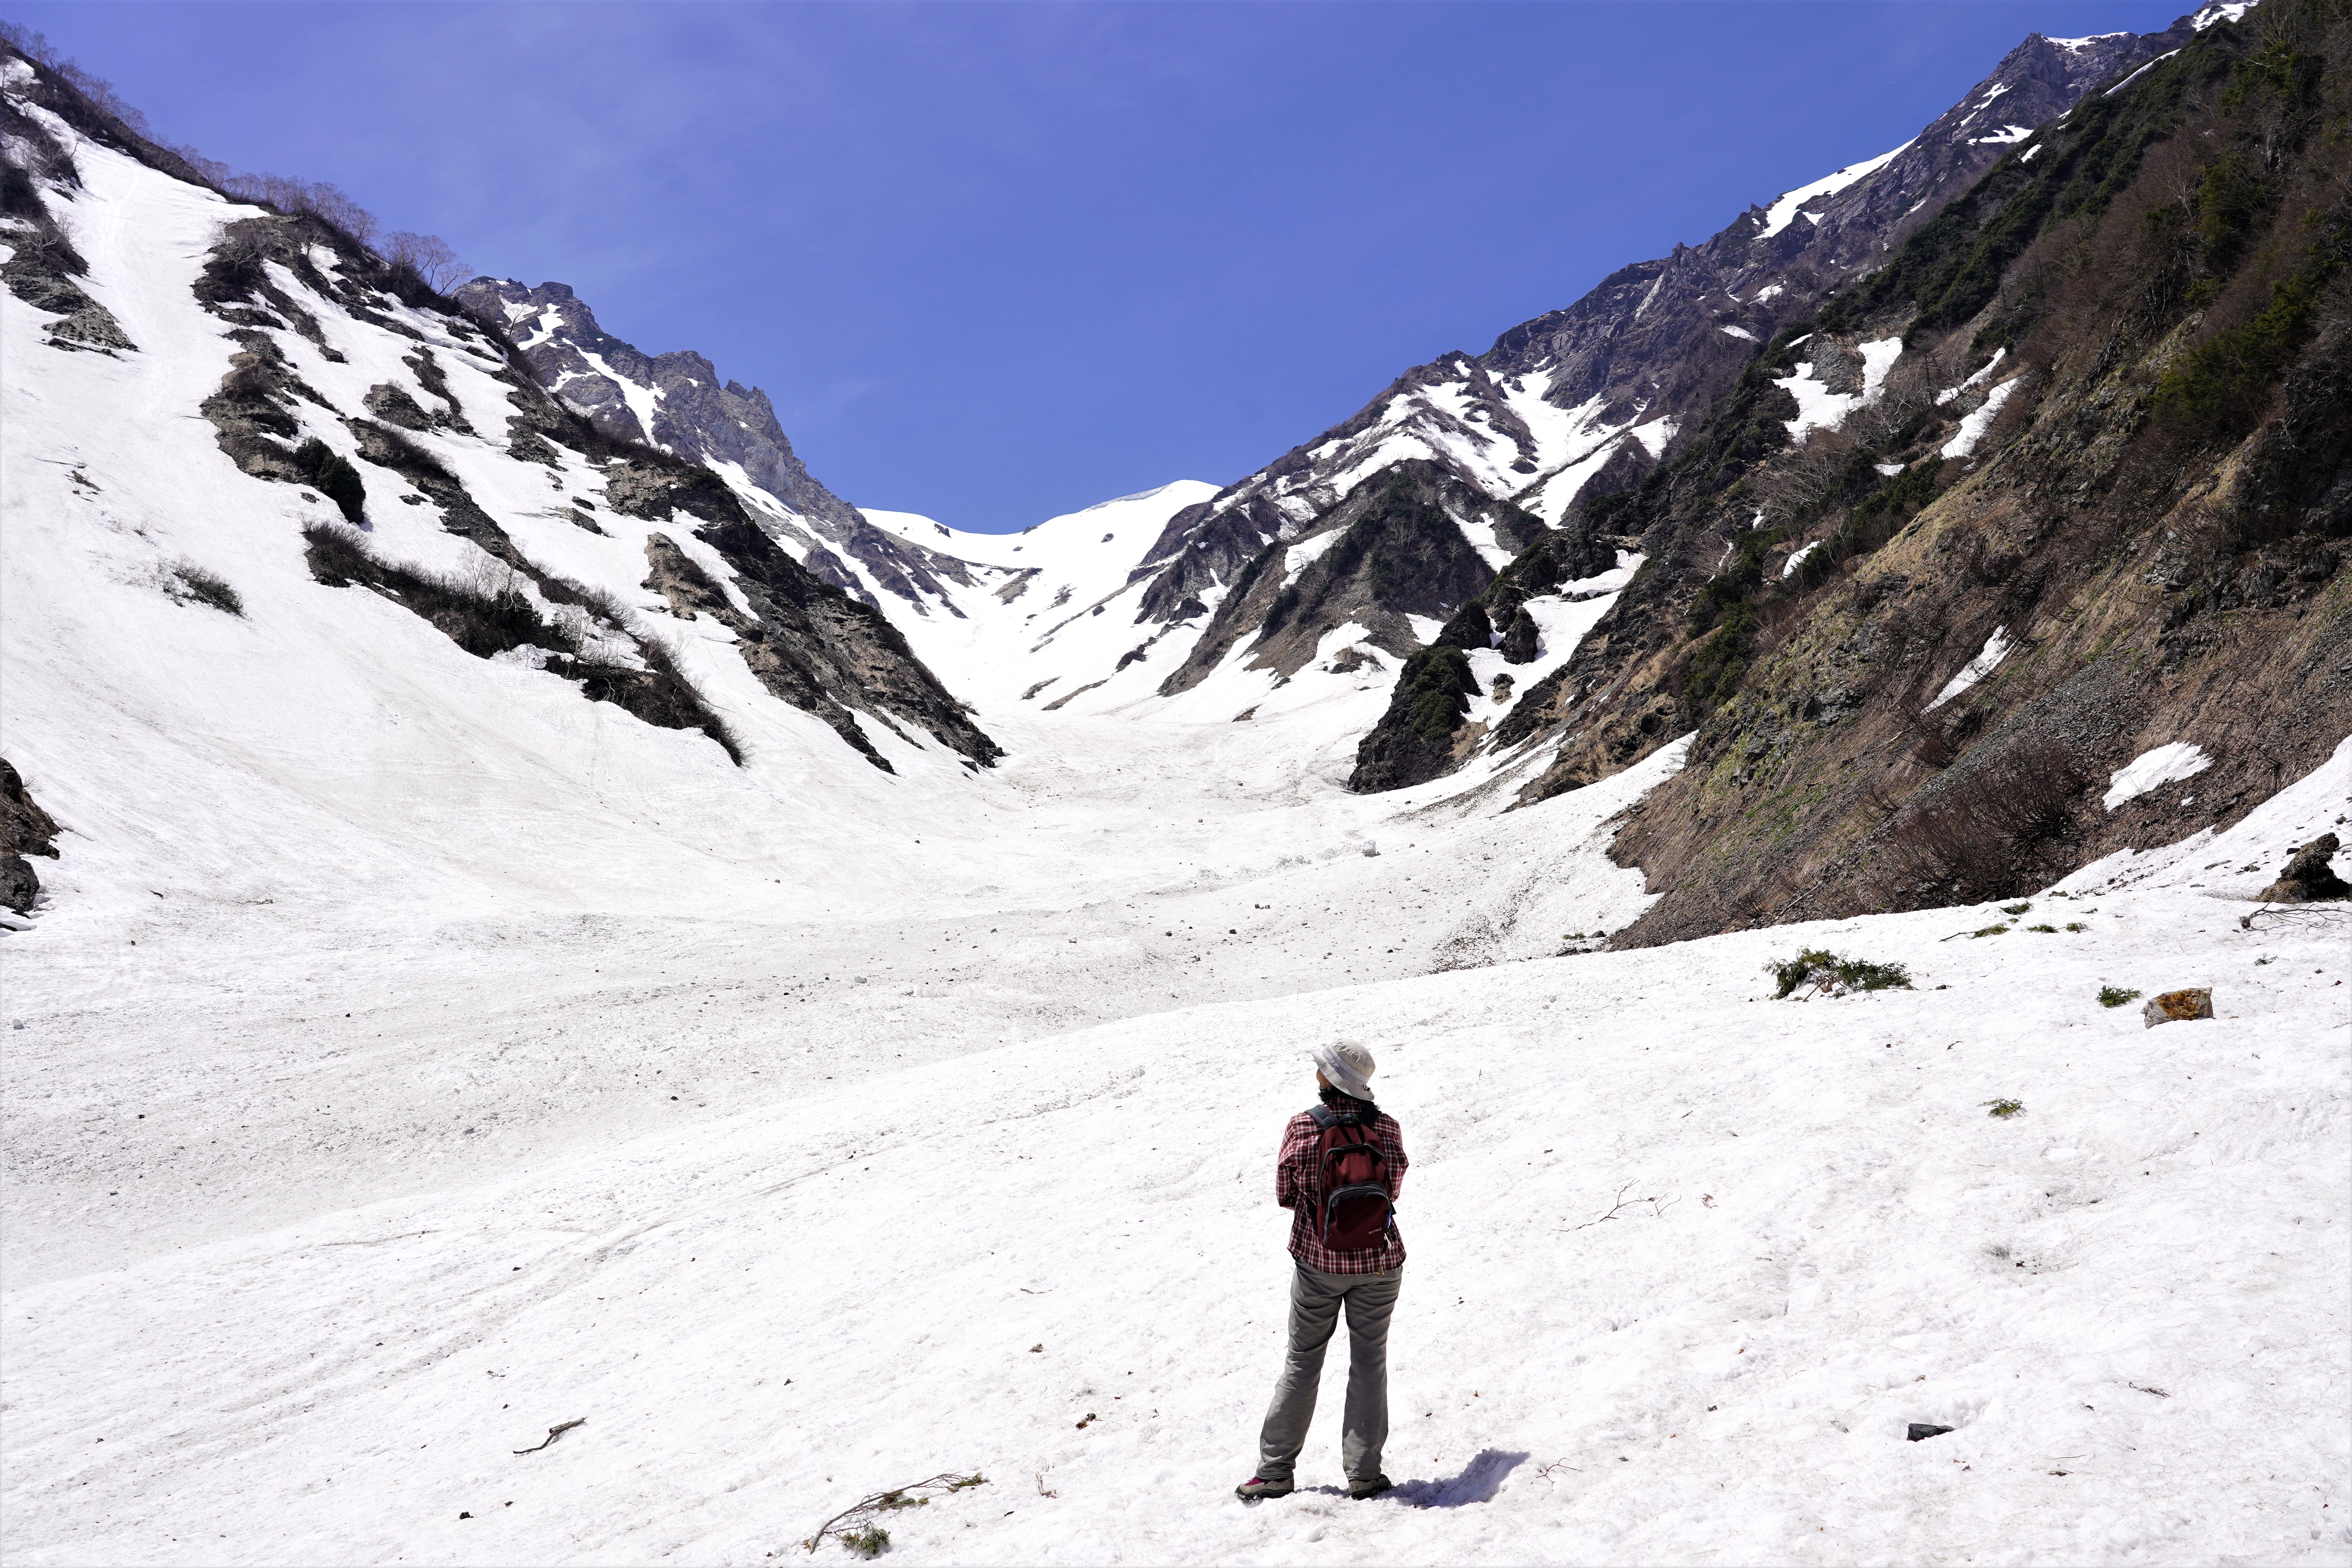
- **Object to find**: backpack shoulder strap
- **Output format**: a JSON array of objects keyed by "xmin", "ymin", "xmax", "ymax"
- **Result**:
[{"xmin": 1306, "ymin": 1104, "xmax": 1338, "ymax": 1130}]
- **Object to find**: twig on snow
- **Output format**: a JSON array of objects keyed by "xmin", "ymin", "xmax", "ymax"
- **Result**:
[
  {"xmin": 802, "ymin": 1472, "xmax": 987, "ymax": 1555},
  {"xmin": 2129, "ymin": 1383, "xmax": 2170, "ymax": 1398},
  {"xmin": 1564, "ymin": 1183, "xmax": 1675, "ymax": 1232},
  {"xmin": 2240, "ymin": 904, "xmax": 2351, "ymax": 932},
  {"xmin": 512, "ymin": 1418, "xmax": 584, "ymax": 1455}
]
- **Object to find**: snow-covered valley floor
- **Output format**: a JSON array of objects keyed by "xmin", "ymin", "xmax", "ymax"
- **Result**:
[{"xmin": 6, "ymin": 731, "xmax": 2347, "ymax": 1566}]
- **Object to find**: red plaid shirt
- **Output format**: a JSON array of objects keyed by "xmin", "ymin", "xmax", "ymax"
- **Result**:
[{"xmin": 1277, "ymin": 1106, "xmax": 1407, "ymax": 1274}]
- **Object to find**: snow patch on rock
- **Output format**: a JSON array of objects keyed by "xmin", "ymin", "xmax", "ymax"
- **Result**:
[{"xmin": 2103, "ymin": 742, "xmax": 2215, "ymax": 811}]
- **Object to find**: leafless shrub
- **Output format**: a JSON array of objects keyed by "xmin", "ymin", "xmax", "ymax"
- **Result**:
[
  {"xmin": 380, "ymin": 231, "xmax": 469, "ymax": 295},
  {"xmin": 212, "ymin": 171, "xmax": 381, "ymax": 246},
  {"xmin": 546, "ymin": 573, "xmax": 637, "ymax": 631},
  {"xmin": 8, "ymin": 224, "xmax": 88, "ymax": 278},
  {"xmin": 170, "ymin": 562, "xmax": 243, "ymax": 616},
  {"xmin": 358, "ymin": 423, "xmax": 455, "ymax": 484},
  {"xmin": 1753, "ymin": 430, "xmax": 1858, "ymax": 524},
  {"xmin": 198, "ymin": 226, "xmax": 275, "ymax": 303},
  {"xmin": 301, "ymin": 523, "xmax": 565, "ymax": 659},
  {"xmin": 1884, "ymin": 737, "xmax": 2089, "ymax": 898},
  {"xmin": 1909, "ymin": 721, "xmax": 1957, "ymax": 769},
  {"xmin": 0, "ymin": 19, "xmax": 61, "ymax": 65},
  {"xmin": 1848, "ymin": 353, "xmax": 1939, "ymax": 446},
  {"xmin": 299, "ymin": 520, "xmax": 376, "ymax": 587},
  {"xmin": 632, "ymin": 628, "xmax": 745, "ymax": 766},
  {"xmin": 0, "ymin": 22, "xmax": 156, "ymax": 141}
]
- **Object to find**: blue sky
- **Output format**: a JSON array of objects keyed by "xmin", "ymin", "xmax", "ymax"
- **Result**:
[{"xmin": 21, "ymin": 2, "xmax": 2182, "ymax": 531}]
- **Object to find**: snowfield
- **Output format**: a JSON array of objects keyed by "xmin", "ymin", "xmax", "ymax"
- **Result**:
[
  {"xmin": 5, "ymin": 748, "xmax": 2345, "ymax": 1567},
  {"xmin": 3, "ymin": 62, "xmax": 2350, "ymax": 1568}
]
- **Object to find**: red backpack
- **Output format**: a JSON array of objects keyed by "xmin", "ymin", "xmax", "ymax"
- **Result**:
[{"xmin": 1307, "ymin": 1104, "xmax": 1394, "ymax": 1251}]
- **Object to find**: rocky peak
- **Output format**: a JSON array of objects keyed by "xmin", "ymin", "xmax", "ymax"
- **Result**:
[{"xmin": 455, "ymin": 277, "xmax": 978, "ymax": 613}]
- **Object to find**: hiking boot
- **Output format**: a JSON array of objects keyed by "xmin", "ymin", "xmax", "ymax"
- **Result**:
[
  {"xmin": 1234, "ymin": 1477, "xmax": 1294, "ymax": 1501},
  {"xmin": 1347, "ymin": 1475, "xmax": 1392, "ymax": 1500}
]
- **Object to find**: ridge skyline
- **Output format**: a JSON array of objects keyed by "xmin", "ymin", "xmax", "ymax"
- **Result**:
[{"xmin": 6, "ymin": 0, "xmax": 2187, "ymax": 530}]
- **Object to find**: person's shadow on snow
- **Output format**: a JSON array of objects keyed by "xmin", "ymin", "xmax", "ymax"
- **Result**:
[{"xmin": 1385, "ymin": 1448, "xmax": 1529, "ymax": 1508}]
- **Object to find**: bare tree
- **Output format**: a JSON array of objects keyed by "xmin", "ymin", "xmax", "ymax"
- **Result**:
[
  {"xmin": 1752, "ymin": 429, "xmax": 1856, "ymax": 524},
  {"xmin": 0, "ymin": 19, "xmax": 62, "ymax": 65},
  {"xmin": 1849, "ymin": 353, "xmax": 1937, "ymax": 447},
  {"xmin": 295, "ymin": 180, "xmax": 377, "ymax": 243},
  {"xmin": 382, "ymin": 231, "xmax": 469, "ymax": 294},
  {"xmin": 0, "ymin": 22, "xmax": 154, "ymax": 136}
]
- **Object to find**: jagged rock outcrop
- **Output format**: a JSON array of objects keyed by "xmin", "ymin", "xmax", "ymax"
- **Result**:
[
  {"xmin": 176, "ymin": 198, "xmax": 997, "ymax": 773},
  {"xmin": 628, "ymin": 483, "xmax": 1001, "ymax": 771},
  {"xmin": 1, "ymin": 62, "xmax": 136, "ymax": 352},
  {"xmin": 1, "ymin": 758, "xmax": 61, "ymax": 915},
  {"xmin": 1161, "ymin": 462, "xmax": 1519, "ymax": 698},
  {"xmin": 453, "ymin": 279, "xmax": 976, "ymax": 612}
]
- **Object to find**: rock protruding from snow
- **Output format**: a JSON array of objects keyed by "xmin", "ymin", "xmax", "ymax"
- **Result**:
[
  {"xmin": 0, "ymin": 757, "xmax": 62, "ymax": 914},
  {"xmin": 1158, "ymin": 461, "xmax": 1522, "ymax": 700},
  {"xmin": 2141, "ymin": 987, "xmax": 2214, "ymax": 1027},
  {"xmin": 2254, "ymin": 834, "xmax": 2349, "ymax": 904}
]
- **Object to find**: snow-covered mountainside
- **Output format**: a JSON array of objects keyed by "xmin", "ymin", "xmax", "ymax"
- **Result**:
[
  {"xmin": 1452, "ymin": 0, "xmax": 2351, "ymax": 946},
  {"xmin": 434, "ymin": 19, "xmax": 2180, "ymax": 763},
  {"xmin": 447, "ymin": 278, "xmax": 1290, "ymax": 724},
  {"xmin": 0, "ymin": 56, "xmax": 996, "ymax": 800},
  {"xmin": 1109, "ymin": 24, "xmax": 2185, "ymax": 728}
]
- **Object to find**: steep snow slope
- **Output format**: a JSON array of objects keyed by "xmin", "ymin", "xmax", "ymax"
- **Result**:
[
  {"xmin": 0, "ymin": 66, "xmax": 998, "ymax": 914},
  {"xmin": 857, "ymin": 483, "xmax": 1220, "ymax": 714},
  {"xmin": 3, "ymin": 744, "xmax": 2343, "ymax": 1568}
]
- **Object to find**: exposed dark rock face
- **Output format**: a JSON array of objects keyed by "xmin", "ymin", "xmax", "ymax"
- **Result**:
[
  {"xmin": 2256, "ymin": 835, "xmax": 2349, "ymax": 904},
  {"xmin": 1160, "ymin": 462, "xmax": 1511, "ymax": 697},
  {"xmin": 0, "ymin": 85, "xmax": 135, "ymax": 352},
  {"xmin": 1, "ymin": 758, "xmax": 62, "ymax": 915},
  {"xmin": 1351, "ymin": 646, "xmax": 1481, "ymax": 793},
  {"xmin": 634, "ymin": 502, "xmax": 1002, "ymax": 773},
  {"xmin": 453, "ymin": 279, "xmax": 975, "ymax": 612},
  {"xmin": 1343, "ymin": 497, "xmax": 1625, "ymax": 779}
]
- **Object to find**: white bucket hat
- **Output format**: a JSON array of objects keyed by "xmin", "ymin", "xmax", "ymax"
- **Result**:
[{"xmin": 1311, "ymin": 1041, "xmax": 1377, "ymax": 1102}]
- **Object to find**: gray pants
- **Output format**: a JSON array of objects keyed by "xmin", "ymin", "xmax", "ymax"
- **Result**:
[{"xmin": 1255, "ymin": 1263, "xmax": 1401, "ymax": 1484}]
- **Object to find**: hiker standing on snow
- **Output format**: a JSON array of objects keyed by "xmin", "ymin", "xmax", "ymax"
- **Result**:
[{"xmin": 1238, "ymin": 1042, "xmax": 1407, "ymax": 1503}]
